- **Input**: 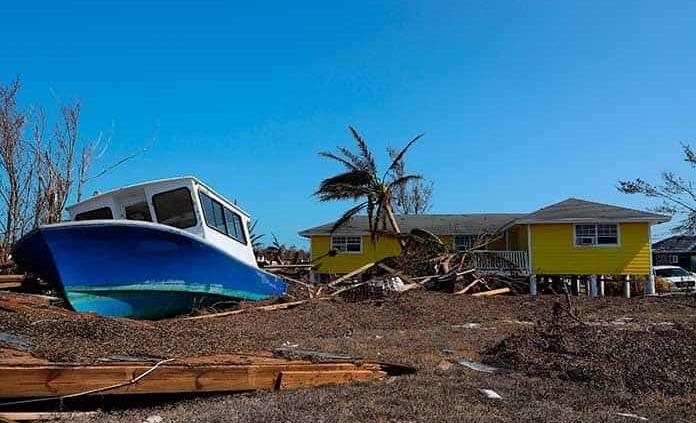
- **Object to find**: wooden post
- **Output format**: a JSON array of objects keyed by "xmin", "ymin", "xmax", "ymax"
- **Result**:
[
  {"xmin": 529, "ymin": 274, "xmax": 537, "ymax": 297},
  {"xmin": 623, "ymin": 275, "xmax": 631, "ymax": 298},
  {"xmin": 589, "ymin": 275, "xmax": 598, "ymax": 298}
]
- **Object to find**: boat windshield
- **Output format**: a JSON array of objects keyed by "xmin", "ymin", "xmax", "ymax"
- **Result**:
[
  {"xmin": 75, "ymin": 207, "xmax": 113, "ymax": 221},
  {"xmin": 125, "ymin": 201, "xmax": 152, "ymax": 222},
  {"xmin": 152, "ymin": 188, "xmax": 197, "ymax": 229},
  {"xmin": 655, "ymin": 267, "xmax": 690, "ymax": 277}
]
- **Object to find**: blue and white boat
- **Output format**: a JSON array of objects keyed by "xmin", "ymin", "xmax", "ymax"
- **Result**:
[{"xmin": 12, "ymin": 177, "xmax": 286, "ymax": 319}]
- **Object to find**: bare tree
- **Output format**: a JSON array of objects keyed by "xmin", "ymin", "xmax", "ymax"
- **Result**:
[
  {"xmin": 0, "ymin": 78, "xmax": 34, "ymax": 256},
  {"xmin": 387, "ymin": 146, "xmax": 433, "ymax": 214},
  {"xmin": 618, "ymin": 143, "xmax": 696, "ymax": 234},
  {"xmin": 0, "ymin": 77, "xmax": 151, "ymax": 261}
]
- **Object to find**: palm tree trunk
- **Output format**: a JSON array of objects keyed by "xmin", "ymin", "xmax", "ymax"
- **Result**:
[{"xmin": 385, "ymin": 203, "xmax": 401, "ymax": 234}]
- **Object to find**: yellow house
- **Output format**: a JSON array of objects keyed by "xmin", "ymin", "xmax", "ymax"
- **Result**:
[{"xmin": 299, "ymin": 198, "xmax": 669, "ymax": 282}]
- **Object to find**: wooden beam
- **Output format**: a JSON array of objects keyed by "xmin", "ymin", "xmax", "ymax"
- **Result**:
[
  {"xmin": 0, "ymin": 412, "xmax": 99, "ymax": 421},
  {"xmin": 263, "ymin": 264, "xmax": 313, "ymax": 269},
  {"xmin": 183, "ymin": 299, "xmax": 328, "ymax": 321},
  {"xmin": 0, "ymin": 282, "xmax": 21, "ymax": 290},
  {"xmin": 328, "ymin": 262, "xmax": 375, "ymax": 287},
  {"xmin": 0, "ymin": 355, "xmax": 390, "ymax": 398},
  {"xmin": 0, "ymin": 275, "xmax": 24, "ymax": 283},
  {"xmin": 471, "ymin": 287, "xmax": 511, "ymax": 297},
  {"xmin": 454, "ymin": 278, "xmax": 482, "ymax": 295},
  {"xmin": 278, "ymin": 370, "xmax": 385, "ymax": 390}
]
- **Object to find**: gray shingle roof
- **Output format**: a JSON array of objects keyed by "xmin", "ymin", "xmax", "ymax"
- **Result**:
[
  {"xmin": 652, "ymin": 236, "xmax": 696, "ymax": 252},
  {"xmin": 515, "ymin": 198, "xmax": 669, "ymax": 224},
  {"xmin": 298, "ymin": 214, "xmax": 524, "ymax": 237},
  {"xmin": 299, "ymin": 198, "xmax": 670, "ymax": 237}
]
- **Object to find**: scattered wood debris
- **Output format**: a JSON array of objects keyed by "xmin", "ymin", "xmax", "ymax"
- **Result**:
[
  {"xmin": 0, "ymin": 411, "xmax": 100, "ymax": 421},
  {"xmin": 0, "ymin": 352, "xmax": 412, "ymax": 400}
]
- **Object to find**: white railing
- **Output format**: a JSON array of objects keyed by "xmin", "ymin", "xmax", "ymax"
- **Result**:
[{"xmin": 471, "ymin": 250, "xmax": 530, "ymax": 274}]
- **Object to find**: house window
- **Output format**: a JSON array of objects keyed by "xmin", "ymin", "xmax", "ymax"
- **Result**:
[
  {"xmin": 152, "ymin": 188, "xmax": 197, "ymax": 229},
  {"xmin": 331, "ymin": 236, "xmax": 362, "ymax": 253},
  {"xmin": 574, "ymin": 224, "xmax": 619, "ymax": 246},
  {"xmin": 454, "ymin": 235, "xmax": 477, "ymax": 252},
  {"xmin": 199, "ymin": 192, "xmax": 248, "ymax": 244},
  {"xmin": 670, "ymin": 255, "xmax": 679, "ymax": 264}
]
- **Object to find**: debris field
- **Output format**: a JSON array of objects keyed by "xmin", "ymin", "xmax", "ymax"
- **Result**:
[{"xmin": 1, "ymin": 290, "xmax": 695, "ymax": 422}]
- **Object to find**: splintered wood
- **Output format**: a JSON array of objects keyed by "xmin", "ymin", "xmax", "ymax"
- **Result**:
[{"xmin": 0, "ymin": 353, "xmax": 410, "ymax": 399}]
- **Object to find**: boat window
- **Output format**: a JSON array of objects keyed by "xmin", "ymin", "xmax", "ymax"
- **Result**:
[
  {"xmin": 199, "ymin": 191, "xmax": 248, "ymax": 245},
  {"xmin": 74, "ymin": 207, "xmax": 113, "ymax": 221},
  {"xmin": 125, "ymin": 201, "xmax": 152, "ymax": 222},
  {"xmin": 200, "ymin": 192, "xmax": 226, "ymax": 233},
  {"xmin": 152, "ymin": 188, "xmax": 197, "ymax": 229},
  {"xmin": 224, "ymin": 208, "xmax": 247, "ymax": 244}
]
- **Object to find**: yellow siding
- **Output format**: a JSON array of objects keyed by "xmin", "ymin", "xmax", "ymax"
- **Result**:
[
  {"xmin": 440, "ymin": 235, "xmax": 454, "ymax": 249},
  {"xmin": 311, "ymin": 235, "xmax": 402, "ymax": 274},
  {"xmin": 530, "ymin": 223, "xmax": 651, "ymax": 275}
]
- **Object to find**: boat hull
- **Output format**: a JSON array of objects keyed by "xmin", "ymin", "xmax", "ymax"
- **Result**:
[{"xmin": 12, "ymin": 222, "xmax": 286, "ymax": 319}]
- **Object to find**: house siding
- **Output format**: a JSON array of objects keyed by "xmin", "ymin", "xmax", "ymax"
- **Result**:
[
  {"xmin": 311, "ymin": 235, "xmax": 402, "ymax": 275},
  {"xmin": 530, "ymin": 222, "xmax": 651, "ymax": 275}
]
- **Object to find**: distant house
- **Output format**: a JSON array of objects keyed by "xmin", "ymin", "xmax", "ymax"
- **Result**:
[
  {"xmin": 652, "ymin": 236, "xmax": 696, "ymax": 271},
  {"xmin": 299, "ymin": 198, "xmax": 669, "ymax": 282}
]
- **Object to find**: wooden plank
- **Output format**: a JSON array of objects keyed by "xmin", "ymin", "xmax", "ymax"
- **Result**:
[
  {"xmin": 471, "ymin": 287, "xmax": 511, "ymax": 297},
  {"xmin": 327, "ymin": 262, "xmax": 375, "ymax": 287},
  {"xmin": 454, "ymin": 279, "xmax": 482, "ymax": 295},
  {"xmin": 263, "ymin": 264, "xmax": 313, "ymax": 269},
  {"xmin": 278, "ymin": 370, "xmax": 386, "ymax": 390},
  {"xmin": 0, "ymin": 282, "xmax": 22, "ymax": 290},
  {"xmin": 0, "ymin": 412, "xmax": 99, "ymax": 421},
  {"xmin": 182, "ymin": 299, "xmax": 328, "ymax": 321},
  {"xmin": 0, "ymin": 360, "xmax": 380, "ymax": 398},
  {"xmin": 0, "ymin": 275, "xmax": 24, "ymax": 283}
]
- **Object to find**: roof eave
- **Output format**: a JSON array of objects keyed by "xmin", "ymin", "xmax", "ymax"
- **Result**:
[{"xmin": 515, "ymin": 217, "xmax": 670, "ymax": 224}]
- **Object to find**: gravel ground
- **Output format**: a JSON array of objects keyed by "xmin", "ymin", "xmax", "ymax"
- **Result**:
[{"xmin": 1, "ymin": 291, "xmax": 696, "ymax": 422}]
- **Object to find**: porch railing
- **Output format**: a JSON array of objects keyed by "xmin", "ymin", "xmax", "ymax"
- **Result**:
[{"xmin": 471, "ymin": 250, "xmax": 530, "ymax": 274}]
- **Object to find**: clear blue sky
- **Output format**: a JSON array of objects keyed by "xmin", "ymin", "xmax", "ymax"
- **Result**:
[{"xmin": 3, "ymin": 1, "xmax": 696, "ymax": 245}]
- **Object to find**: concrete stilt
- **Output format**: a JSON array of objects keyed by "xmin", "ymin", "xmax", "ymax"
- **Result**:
[
  {"xmin": 598, "ymin": 276, "xmax": 605, "ymax": 297},
  {"xmin": 645, "ymin": 274, "xmax": 656, "ymax": 296},
  {"xmin": 530, "ymin": 274, "xmax": 537, "ymax": 297},
  {"xmin": 590, "ymin": 275, "xmax": 598, "ymax": 298},
  {"xmin": 623, "ymin": 275, "xmax": 631, "ymax": 298},
  {"xmin": 574, "ymin": 277, "xmax": 581, "ymax": 296}
]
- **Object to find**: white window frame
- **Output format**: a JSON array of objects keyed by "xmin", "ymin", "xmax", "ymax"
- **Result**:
[
  {"xmin": 330, "ymin": 235, "xmax": 363, "ymax": 254},
  {"xmin": 453, "ymin": 235, "xmax": 477, "ymax": 252},
  {"xmin": 669, "ymin": 255, "xmax": 679, "ymax": 264},
  {"xmin": 573, "ymin": 223, "xmax": 620, "ymax": 247}
]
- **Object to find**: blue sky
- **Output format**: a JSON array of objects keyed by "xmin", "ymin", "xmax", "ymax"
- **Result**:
[{"xmin": 2, "ymin": 1, "xmax": 696, "ymax": 245}]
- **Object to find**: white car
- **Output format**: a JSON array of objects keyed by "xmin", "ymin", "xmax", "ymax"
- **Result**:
[{"xmin": 653, "ymin": 265, "xmax": 696, "ymax": 292}]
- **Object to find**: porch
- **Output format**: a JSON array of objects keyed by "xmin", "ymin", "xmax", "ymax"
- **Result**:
[{"xmin": 470, "ymin": 250, "xmax": 530, "ymax": 275}]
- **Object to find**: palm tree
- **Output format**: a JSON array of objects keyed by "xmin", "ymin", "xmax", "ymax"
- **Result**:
[{"xmin": 315, "ymin": 126, "xmax": 424, "ymax": 242}]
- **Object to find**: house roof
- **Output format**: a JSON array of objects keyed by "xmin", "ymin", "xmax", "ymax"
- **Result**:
[
  {"xmin": 298, "ymin": 214, "xmax": 525, "ymax": 237},
  {"xmin": 515, "ymin": 198, "xmax": 669, "ymax": 224},
  {"xmin": 299, "ymin": 198, "xmax": 670, "ymax": 237},
  {"xmin": 652, "ymin": 236, "xmax": 696, "ymax": 253}
]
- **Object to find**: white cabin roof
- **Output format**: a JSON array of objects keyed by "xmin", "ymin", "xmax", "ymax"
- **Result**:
[{"xmin": 65, "ymin": 176, "xmax": 251, "ymax": 218}]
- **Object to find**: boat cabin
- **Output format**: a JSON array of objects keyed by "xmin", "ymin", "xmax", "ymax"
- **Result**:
[{"xmin": 65, "ymin": 177, "xmax": 257, "ymax": 267}]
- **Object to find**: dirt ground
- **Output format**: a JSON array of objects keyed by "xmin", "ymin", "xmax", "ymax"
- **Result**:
[{"xmin": 1, "ymin": 291, "xmax": 696, "ymax": 422}]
